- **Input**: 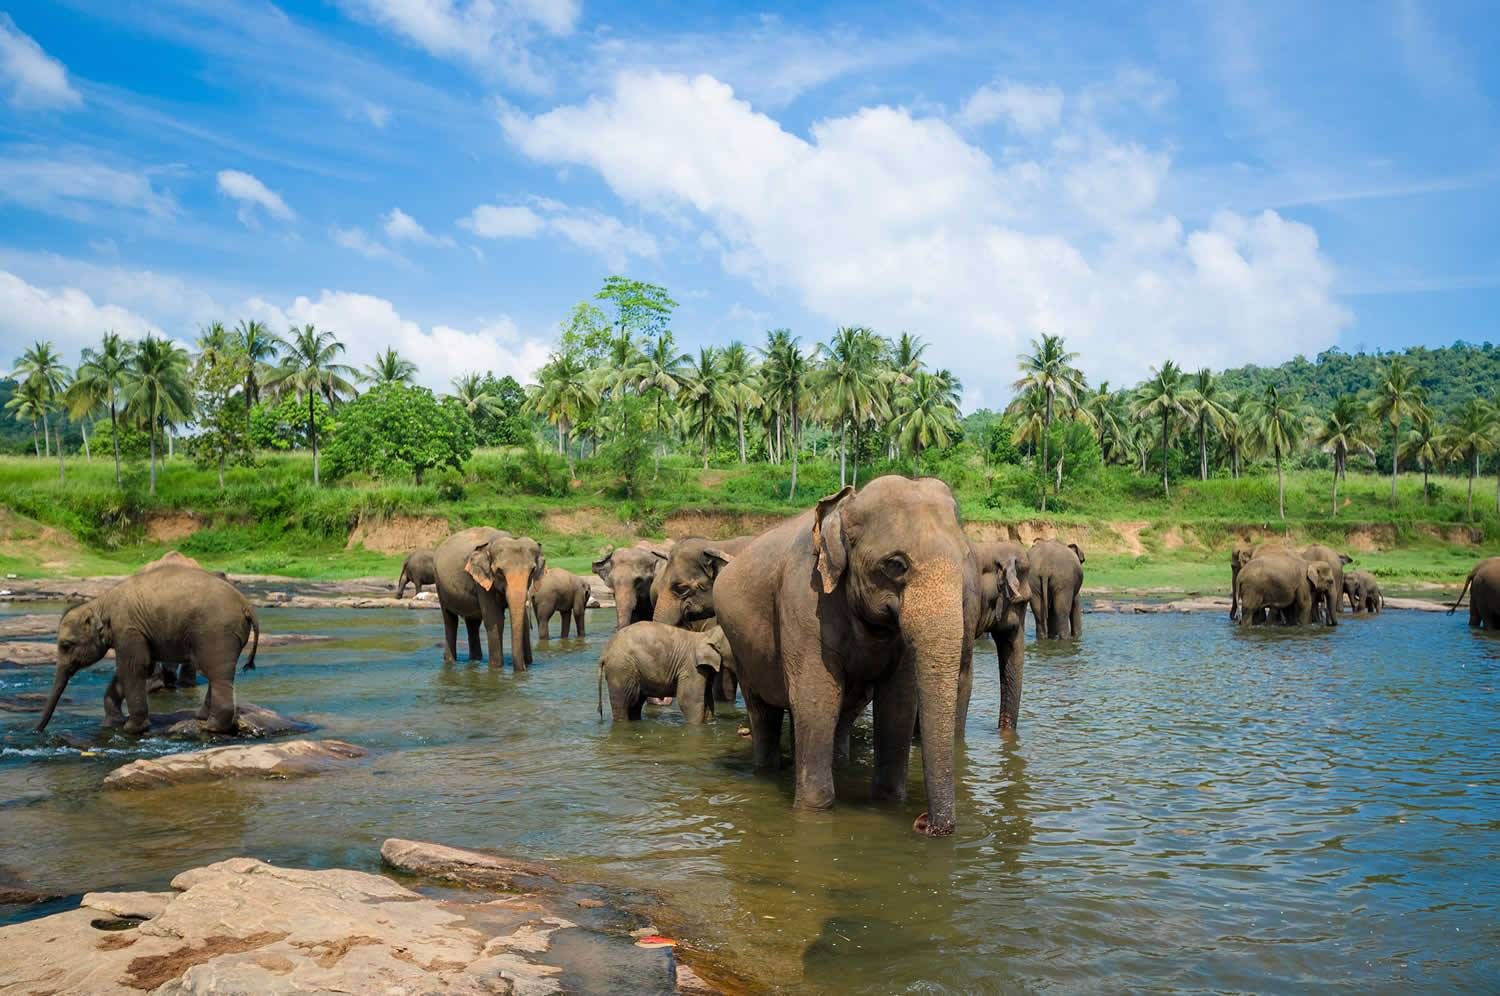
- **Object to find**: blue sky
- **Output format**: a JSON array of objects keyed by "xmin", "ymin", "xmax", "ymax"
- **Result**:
[{"xmin": 1, "ymin": 0, "xmax": 1496, "ymax": 409}]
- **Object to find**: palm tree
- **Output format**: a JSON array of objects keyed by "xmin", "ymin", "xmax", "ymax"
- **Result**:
[
  {"xmin": 1221, "ymin": 393, "xmax": 1254, "ymax": 479},
  {"xmin": 762, "ymin": 333, "xmax": 809, "ymax": 498},
  {"xmin": 1369, "ymin": 357, "xmax": 1427, "ymax": 505},
  {"xmin": 4, "ymin": 377, "xmax": 48, "ymax": 458},
  {"xmin": 1189, "ymin": 369, "xmax": 1232, "ymax": 480},
  {"xmin": 1399, "ymin": 408, "xmax": 1442, "ymax": 499},
  {"xmin": 527, "ymin": 351, "xmax": 594, "ymax": 456},
  {"xmin": 719, "ymin": 341, "xmax": 759, "ymax": 464},
  {"xmin": 1443, "ymin": 399, "xmax": 1498, "ymax": 520},
  {"xmin": 759, "ymin": 329, "xmax": 796, "ymax": 464},
  {"xmin": 123, "ymin": 335, "xmax": 193, "ymax": 495},
  {"xmin": 1245, "ymin": 383, "xmax": 1307, "ymax": 519},
  {"xmin": 235, "ymin": 319, "xmax": 282, "ymax": 439},
  {"xmin": 636, "ymin": 331, "xmax": 690, "ymax": 474},
  {"xmin": 1081, "ymin": 383, "xmax": 1130, "ymax": 465},
  {"xmin": 363, "ymin": 347, "xmax": 417, "ymax": 386},
  {"xmin": 451, "ymin": 372, "xmax": 502, "ymax": 421},
  {"xmin": 817, "ymin": 326, "xmax": 886, "ymax": 487},
  {"xmin": 196, "ymin": 322, "xmax": 233, "ymax": 368},
  {"xmin": 681, "ymin": 346, "xmax": 730, "ymax": 468},
  {"xmin": 897, "ymin": 371, "xmax": 961, "ymax": 473},
  {"xmin": 1132, "ymin": 360, "xmax": 1192, "ymax": 497},
  {"xmin": 14, "ymin": 340, "xmax": 70, "ymax": 479},
  {"xmin": 1313, "ymin": 395, "xmax": 1373, "ymax": 516},
  {"xmin": 1011, "ymin": 334, "xmax": 1084, "ymax": 510},
  {"xmin": 268, "ymin": 324, "xmax": 357, "ymax": 486}
]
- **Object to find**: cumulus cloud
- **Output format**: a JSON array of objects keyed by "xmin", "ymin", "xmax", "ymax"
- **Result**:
[
  {"xmin": 216, "ymin": 169, "xmax": 295, "ymax": 226},
  {"xmin": 383, "ymin": 207, "xmax": 454, "ymax": 247},
  {"xmin": 0, "ymin": 156, "xmax": 176, "ymax": 221},
  {"xmin": 500, "ymin": 71, "xmax": 1349, "ymax": 392},
  {"xmin": 0, "ymin": 269, "xmax": 162, "ymax": 362},
  {"xmin": 0, "ymin": 14, "xmax": 82, "ymax": 110},
  {"xmin": 459, "ymin": 198, "xmax": 656, "ymax": 268},
  {"xmin": 958, "ymin": 80, "xmax": 1063, "ymax": 132}
]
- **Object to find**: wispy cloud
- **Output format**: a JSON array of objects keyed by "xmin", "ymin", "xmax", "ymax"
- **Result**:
[
  {"xmin": 217, "ymin": 169, "xmax": 295, "ymax": 226},
  {"xmin": 459, "ymin": 197, "xmax": 657, "ymax": 269},
  {"xmin": 383, "ymin": 207, "xmax": 454, "ymax": 247},
  {"xmin": 0, "ymin": 14, "xmax": 82, "ymax": 110},
  {"xmin": 958, "ymin": 80, "xmax": 1063, "ymax": 132},
  {"xmin": 0, "ymin": 153, "xmax": 175, "ymax": 221}
]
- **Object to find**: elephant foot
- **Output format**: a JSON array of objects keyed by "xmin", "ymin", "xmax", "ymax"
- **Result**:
[
  {"xmin": 912, "ymin": 812, "xmax": 954, "ymax": 837},
  {"xmin": 103, "ymin": 713, "xmax": 125, "ymax": 728},
  {"xmin": 205, "ymin": 717, "xmax": 238, "ymax": 735},
  {"xmin": 147, "ymin": 676, "xmax": 167, "ymax": 693},
  {"xmin": 122, "ymin": 717, "xmax": 150, "ymax": 735}
]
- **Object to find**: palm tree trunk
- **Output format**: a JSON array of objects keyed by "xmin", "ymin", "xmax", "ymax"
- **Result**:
[
  {"xmin": 1041, "ymin": 393, "xmax": 1053, "ymax": 512},
  {"xmin": 42, "ymin": 413, "xmax": 50, "ymax": 458},
  {"xmin": 310, "ymin": 394, "xmax": 320, "ymax": 486},
  {"xmin": 148, "ymin": 428, "xmax": 158, "ymax": 496},
  {"xmin": 1160, "ymin": 413, "xmax": 1170, "ymax": 498},
  {"xmin": 245, "ymin": 375, "xmax": 255, "ymax": 441},
  {"xmin": 56, "ymin": 416, "xmax": 65, "ymax": 483},
  {"xmin": 789, "ymin": 404, "xmax": 800, "ymax": 500},
  {"xmin": 736, "ymin": 403, "xmax": 746, "ymax": 464},
  {"xmin": 852, "ymin": 425, "xmax": 859, "ymax": 488},
  {"xmin": 1390, "ymin": 424, "xmax": 1399, "ymax": 503},
  {"xmin": 218, "ymin": 453, "xmax": 226, "ymax": 489},
  {"xmin": 839, "ymin": 422, "xmax": 847, "ymax": 488},
  {"xmin": 1331, "ymin": 461, "xmax": 1338, "ymax": 517},
  {"xmin": 110, "ymin": 401, "xmax": 122, "ymax": 485},
  {"xmin": 1199, "ymin": 418, "xmax": 1207, "ymax": 481},
  {"xmin": 167, "ymin": 428, "xmax": 173, "ymax": 461},
  {"xmin": 1468, "ymin": 454, "xmax": 1476, "ymax": 520},
  {"xmin": 31, "ymin": 421, "xmax": 39, "ymax": 458},
  {"xmin": 80, "ymin": 421, "xmax": 90, "ymax": 462},
  {"xmin": 1277, "ymin": 449, "xmax": 1285, "ymax": 519}
]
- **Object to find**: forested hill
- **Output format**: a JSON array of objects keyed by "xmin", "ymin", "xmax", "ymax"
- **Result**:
[{"xmin": 1215, "ymin": 341, "xmax": 1500, "ymax": 414}]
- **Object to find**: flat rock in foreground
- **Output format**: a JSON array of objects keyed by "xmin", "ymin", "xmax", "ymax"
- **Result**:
[
  {"xmin": 0, "ymin": 856, "xmax": 715, "ymax": 994},
  {"xmin": 103, "ymin": 738, "xmax": 367, "ymax": 790}
]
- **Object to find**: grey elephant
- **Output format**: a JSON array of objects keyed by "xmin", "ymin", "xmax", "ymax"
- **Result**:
[
  {"xmin": 1301, "ymin": 544, "xmax": 1352, "ymax": 619},
  {"xmin": 36, "ymin": 565, "xmax": 260, "ymax": 734},
  {"xmin": 396, "ymin": 549, "xmax": 438, "ymax": 599},
  {"xmin": 531, "ymin": 567, "xmax": 589, "ymax": 639},
  {"xmin": 593, "ymin": 543, "xmax": 669, "ymax": 629},
  {"xmin": 1449, "ymin": 557, "xmax": 1500, "ymax": 627},
  {"xmin": 434, "ymin": 526, "xmax": 544, "ymax": 669},
  {"xmin": 964, "ymin": 540, "xmax": 1031, "ymax": 736},
  {"xmin": 715, "ymin": 476, "xmax": 978, "ymax": 837},
  {"xmin": 651, "ymin": 535, "xmax": 751, "ymax": 706},
  {"xmin": 1344, "ymin": 570, "xmax": 1384, "ymax": 614},
  {"xmin": 1028, "ymin": 539, "xmax": 1084, "ymax": 639},
  {"xmin": 1236, "ymin": 551, "xmax": 1338, "ymax": 627},
  {"xmin": 1229, "ymin": 542, "xmax": 1299, "ymax": 621},
  {"xmin": 597, "ymin": 622, "xmax": 735, "ymax": 724}
]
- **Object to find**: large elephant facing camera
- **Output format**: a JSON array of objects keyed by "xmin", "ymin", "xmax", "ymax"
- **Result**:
[
  {"xmin": 434, "ymin": 527, "xmax": 544, "ymax": 669},
  {"xmin": 36, "ymin": 565, "xmax": 259, "ymax": 734},
  {"xmin": 593, "ymin": 543, "xmax": 669, "ymax": 629},
  {"xmin": 965, "ymin": 540, "xmax": 1031, "ymax": 735},
  {"xmin": 715, "ymin": 476, "xmax": 978, "ymax": 838},
  {"xmin": 1028, "ymin": 539, "xmax": 1084, "ymax": 639},
  {"xmin": 1236, "ymin": 551, "xmax": 1338, "ymax": 626}
]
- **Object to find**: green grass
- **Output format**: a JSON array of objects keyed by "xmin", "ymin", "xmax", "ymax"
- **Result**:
[{"xmin": 0, "ymin": 447, "xmax": 1495, "ymax": 591}]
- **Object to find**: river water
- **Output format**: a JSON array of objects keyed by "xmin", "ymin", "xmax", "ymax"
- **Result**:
[{"xmin": 2, "ymin": 604, "xmax": 1498, "ymax": 991}]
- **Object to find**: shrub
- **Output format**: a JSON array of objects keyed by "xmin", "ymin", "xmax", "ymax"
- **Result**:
[{"xmin": 323, "ymin": 385, "xmax": 475, "ymax": 484}]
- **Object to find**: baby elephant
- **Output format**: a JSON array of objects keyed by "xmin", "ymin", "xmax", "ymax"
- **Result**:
[
  {"xmin": 1344, "ymin": 570, "xmax": 1384, "ymax": 614},
  {"xmin": 597, "ymin": 622, "xmax": 735, "ymax": 724}
]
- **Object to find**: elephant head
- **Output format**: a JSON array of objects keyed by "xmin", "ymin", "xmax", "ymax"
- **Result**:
[
  {"xmin": 1305, "ymin": 561, "xmax": 1338, "ymax": 626},
  {"xmin": 593, "ymin": 545, "xmax": 668, "ymax": 628},
  {"xmin": 653, "ymin": 538, "xmax": 735, "ymax": 626},
  {"xmin": 1066, "ymin": 543, "xmax": 1085, "ymax": 565},
  {"xmin": 814, "ymin": 477, "xmax": 975, "ymax": 837},
  {"xmin": 972, "ymin": 541, "xmax": 1031, "ymax": 632},
  {"xmin": 36, "ymin": 601, "xmax": 113, "ymax": 731},
  {"xmin": 465, "ymin": 535, "xmax": 545, "ymax": 667}
]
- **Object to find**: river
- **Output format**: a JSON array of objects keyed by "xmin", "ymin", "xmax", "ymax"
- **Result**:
[{"xmin": 2, "ymin": 604, "xmax": 1497, "ymax": 991}]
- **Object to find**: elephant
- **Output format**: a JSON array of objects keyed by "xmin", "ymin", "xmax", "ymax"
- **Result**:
[
  {"xmin": 1236, "ymin": 551, "xmax": 1338, "ymax": 627},
  {"xmin": 596, "ymin": 622, "xmax": 735, "ymax": 724},
  {"xmin": 1344, "ymin": 570, "xmax": 1384, "ymax": 614},
  {"xmin": 1028, "ymin": 539, "xmax": 1084, "ymax": 639},
  {"xmin": 396, "ymin": 549, "xmax": 438, "ymax": 599},
  {"xmin": 531, "ymin": 567, "xmax": 589, "ymax": 639},
  {"xmin": 35, "ymin": 565, "xmax": 259, "ymax": 735},
  {"xmin": 715, "ymin": 476, "xmax": 978, "ymax": 837},
  {"xmin": 1229, "ymin": 542, "xmax": 1297, "ymax": 620},
  {"xmin": 1449, "ymin": 557, "xmax": 1500, "ymax": 628},
  {"xmin": 651, "ymin": 535, "xmax": 752, "ymax": 706},
  {"xmin": 433, "ymin": 527, "xmax": 544, "ymax": 669},
  {"xmin": 1301, "ymin": 545, "xmax": 1352, "ymax": 620},
  {"xmin": 593, "ymin": 543, "xmax": 669, "ymax": 629},
  {"xmin": 964, "ymin": 541, "xmax": 1031, "ymax": 736}
]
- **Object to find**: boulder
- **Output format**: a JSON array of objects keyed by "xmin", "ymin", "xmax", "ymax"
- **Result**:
[
  {"xmin": 103, "ymin": 739, "xmax": 366, "ymax": 790},
  {"xmin": 381, "ymin": 838, "xmax": 558, "ymax": 891},
  {"xmin": 150, "ymin": 701, "xmax": 314, "ymax": 739}
]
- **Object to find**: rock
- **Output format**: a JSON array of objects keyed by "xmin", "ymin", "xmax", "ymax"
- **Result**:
[
  {"xmin": 0, "ymin": 612, "xmax": 56, "ymax": 638},
  {"xmin": 83, "ymin": 890, "xmax": 174, "ymax": 920},
  {"xmin": 0, "ymin": 640, "xmax": 56, "ymax": 667},
  {"xmin": 151, "ymin": 701, "xmax": 315, "ymax": 739},
  {"xmin": 103, "ymin": 739, "xmax": 366, "ymax": 790},
  {"xmin": 1382, "ymin": 596, "xmax": 1450, "ymax": 612},
  {"xmin": 0, "ymin": 863, "xmax": 53, "ymax": 905},
  {"xmin": 381, "ymin": 838, "xmax": 558, "ymax": 891},
  {"xmin": 0, "ymin": 691, "xmax": 69, "ymax": 712}
]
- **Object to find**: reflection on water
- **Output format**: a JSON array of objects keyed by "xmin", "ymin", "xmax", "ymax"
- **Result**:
[{"xmin": 2, "ymin": 605, "xmax": 1498, "ymax": 991}]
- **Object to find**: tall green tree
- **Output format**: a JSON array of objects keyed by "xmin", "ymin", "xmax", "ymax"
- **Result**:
[
  {"xmin": 527, "ymin": 350, "xmax": 595, "ymax": 457},
  {"xmin": 718, "ymin": 341, "xmax": 759, "ymax": 464},
  {"xmin": 1369, "ymin": 357, "xmax": 1427, "ymax": 504},
  {"xmin": 1245, "ymin": 383, "xmax": 1307, "ymax": 519},
  {"xmin": 897, "ymin": 371, "xmax": 961, "ymax": 473},
  {"xmin": 1399, "ymin": 408, "xmax": 1442, "ymax": 498},
  {"xmin": 681, "ymin": 346, "xmax": 730, "ymax": 468},
  {"xmin": 235, "ymin": 319, "xmax": 282, "ymax": 440},
  {"xmin": 190, "ymin": 339, "xmax": 252, "ymax": 488},
  {"xmin": 1189, "ymin": 368, "xmax": 1233, "ymax": 480},
  {"xmin": 4, "ymin": 377, "xmax": 48, "ymax": 458},
  {"xmin": 14, "ymin": 340, "xmax": 70, "ymax": 479},
  {"xmin": 1313, "ymin": 395, "xmax": 1374, "ymax": 515},
  {"xmin": 1132, "ymin": 360, "xmax": 1192, "ymax": 498},
  {"xmin": 1081, "ymin": 383, "xmax": 1130, "ymax": 465},
  {"xmin": 759, "ymin": 329, "xmax": 796, "ymax": 464},
  {"xmin": 123, "ymin": 335, "xmax": 193, "ymax": 495},
  {"xmin": 1442, "ymin": 398, "xmax": 1499, "ymax": 520},
  {"xmin": 1011, "ymin": 334, "xmax": 1084, "ymax": 510},
  {"xmin": 269, "ymin": 324, "xmax": 357, "ymax": 486},
  {"xmin": 762, "ymin": 333, "xmax": 809, "ymax": 498},
  {"xmin": 636, "ymin": 330, "xmax": 689, "ymax": 474},
  {"xmin": 595, "ymin": 277, "xmax": 677, "ymax": 343},
  {"xmin": 817, "ymin": 326, "xmax": 886, "ymax": 487},
  {"xmin": 362, "ymin": 347, "xmax": 417, "ymax": 386}
]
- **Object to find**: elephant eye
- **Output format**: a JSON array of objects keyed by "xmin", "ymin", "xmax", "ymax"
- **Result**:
[
  {"xmin": 880, "ymin": 555, "xmax": 910, "ymax": 581},
  {"xmin": 674, "ymin": 583, "xmax": 693, "ymax": 597}
]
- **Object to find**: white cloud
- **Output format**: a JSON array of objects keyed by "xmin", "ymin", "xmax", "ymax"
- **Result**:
[
  {"xmin": 958, "ymin": 81, "xmax": 1063, "ymax": 133},
  {"xmin": 0, "ymin": 156, "xmax": 175, "ymax": 221},
  {"xmin": 500, "ymin": 71, "xmax": 1350, "ymax": 392},
  {"xmin": 459, "ymin": 198, "xmax": 657, "ymax": 268},
  {"xmin": 383, "ymin": 207, "xmax": 454, "ymax": 247},
  {"xmin": 362, "ymin": 101, "xmax": 391, "ymax": 128},
  {"xmin": 0, "ymin": 14, "xmax": 82, "ymax": 110},
  {"xmin": 460, "ymin": 204, "xmax": 544, "ymax": 238},
  {"xmin": 0, "ymin": 270, "xmax": 162, "ymax": 362},
  {"xmin": 216, "ymin": 169, "xmax": 295, "ymax": 226},
  {"xmin": 332, "ymin": 225, "xmax": 403, "ymax": 262}
]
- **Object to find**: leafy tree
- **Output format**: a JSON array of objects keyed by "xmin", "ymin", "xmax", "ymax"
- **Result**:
[
  {"xmin": 817, "ymin": 326, "xmax": 886, "ymax": 487},
  {"xmin": 719, "ymin": 341, "xmax": 759, "ymax": 464},
  {"xmin": 1011, "ymin": 334, "xmax": 1084, "ymax": 509},
  {"xmin": 636, "ymin": 330, "xmax": 689, "ymax": 473},
  {"xmin": 190, "ymin": 344, "xmax": 253, "ymax": 488},
  {"xmin": 13, "ymin": 340, "xmax": 70, "ymax": 480},
  {"xmin": 323, "ymin": 384, "xmax": 474, "ymax": 483},
  {"xmin": 595, "ymin": 276, "xmax": 677, "ymax": 343},
  {"xmin": 1245, "ymin": 383, "xmax": 1308, "ymax": 519},
  {"xmin": 250, "ymin": 393, "xmax": 331, "ymax": 450},
  {"xmin": 71, "ymin": 332, "xmax": 134, "ymax": 482},
  {"xmin": 897, "ymin": 370, "xmax": 961, "ymax": 473},
  {"xmin": 235, "ymin": 319, "xmax": 282, "ymax": 438},
  {"xmin": 1313, "ymin": 395, "xmax": 1374, "ymax": 515},
  {"xmin": 1189, "ymin": 369, "xmax": 1233, "ymax": 480},
  {"xmin": 527, "ymin": 350, "xmax": 595, "ymax": 457},
  {"xmin": 4, "ymin": 377, "xmax": 48, "ymax": 458},
  {"xmin": 1442, "ymin": 398, "xmax": 1498, "ymax": 520},
  {"xmin": 1132, "ymin": 360, "xmax": 1192, "ymax": 498},
  {"xmin": 761, "ymin": 331, "xmax": 809, "ymax": 497},
  {"xmin": 681, "ymin": 346, "xmax": 730, "ymax": 468},
  {"xmin": 1369, "ymin": 357, "xmax": 1427, "ymax": 504},
  {"xmin": 596, "ymin": 396, "xmax": 652, "ymax": 498},
  {"xmin": 451, "ymin": 372, "xmax": 530, "ymax": 446},
  {"xmin": 268, "ymin": 324, "xmax": 357, "ymax": 486},
  {"xmin": 1399, "ymin": 408, "xmax": 1442, "ymax": 497},
  {"xmin": 123, "ymin": 334, "xmax": 193, "ymax": 495},
  {"xmin": 362, "ymin": 347, "xmax": 417, "ymax": 386}
]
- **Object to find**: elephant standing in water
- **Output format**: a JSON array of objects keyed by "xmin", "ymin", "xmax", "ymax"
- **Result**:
[
  {"xmin": 36, "ymin": 565, "xmax": 259, "ymax": 734},
  {"xmin": 530, "ymin": 567, "xmax": 589, "ymax": 639},
  {"xmin": 1449, "ymin": 557, "xmax": 1500, "ymax": 628},
  {"xmin": 396, "ymin": 549, "xmax": 438, "ymax": 599},
  {"xmin": 965, "ymin": 541, "xmax": 1031, "ymax": 735},
  {"xmin": 1028, "ymin": 539, "xmax": 1084, "ymax": 639},
  {"xmin": 1301, "ymin": 544, "xmax": 1352, "ymax": 620},
  {"xmin": 1344, "ymin": 570, "xmax": 1384, "ymax": 614},
  {"xmin": 434, "ymin": 527, "xmax": 544, "ymax": 669},
  {"xmin": 597, "ymin": 622, "xmax": 735, "ymax": 724},
  {"xmin": 593, "ymin": 544, "xmax": 669, "ymax": 629},
  {"xmin": 715, "ymin": 476, "xmax": 978, "ymax": 837},
  {"xmin": 652, "ymin": 535, "xmax": 751, "ymax": 705},
  {"xmin": 1236, "ymin": 551, "xmax": 1338, "ymax": 627}
]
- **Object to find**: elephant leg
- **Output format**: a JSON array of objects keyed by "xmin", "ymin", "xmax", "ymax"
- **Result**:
[
  {"xmin": 558, "ymin": 607, "xmax": 569, "ymax": 639},
  {"xmin": 158, "ymin": 662, "xmax": 178, "ymax": 690},
  {"xmin": 574, "ymin": 602, "xmax": 587, "ymax": 638},
  {"xmin": 1070, "ymin": 588, "xmax": 1083, "ymax": 638},
  {"xmin": 202, "ymin": 672, "xmax": 237, "ymax": 734},
  {"xmin": 1029, "ymin": 594, "xmax": 1045, "ymax": 640},
  {"xmin": 834, "ymin": 688, "xmax": 870, "ymax": 765},
  {"xmin": 442, "ymin": 609, "xmax": 459, "ymax": 664},
  {"xmin": 717, "ymin": 669, "xmax": 737, "ymax": 707},
  {"xmin": 521, "ymin": 611, "xmax": 533, "ymax": 668},
  {"xmin": 1470, "ymin": 603, "xmax": 1481, "ymax": 627},
  {"xmin": 179, "ymin": 662, "xmax": 199, "ymax": 687},
  {"xmin": 103, "ymin": 676, "xmax": 125, "ymax": 727},
  {"xmin": 608, "ymin": 683, "xmax": 635, "ymax": 721},
  {"xmin": 998, "ymin": 626, "xmax": 1024, "ymax": 737},
  {"xmin": 1048, "ymin": 594, "xmax": 1067, "ymax": 641},
  {"xmin": 679, "ymin": 676, "xmax": 709, "ymax": 724},
  {"xmin": 744, "ymin": 690, "xmax": 784, "ymax": 770},
  {"xmin": 464, "ymin": 617, "xmax": 483, "ymax": 662},
  {"xmin": 481, "ymin": 600, "xmax": 504, "ymax": 667},
  {"xmin": 870, "ymin": 665, "xmax": 916, "ymax": 802},
  {"xmin": 538, "ymin": 605, "xmax": 552, "ymax": 641},
  {"xmin": 116, "ymin": 640, "xmax": 152, "ymax": 734},
  {"xmin": 785, "ymin": 664, "xmax": 841, "ymax": 809}
]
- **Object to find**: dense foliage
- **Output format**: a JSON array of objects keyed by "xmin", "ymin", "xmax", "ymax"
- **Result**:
[{"xmin": 322, "ymin": 384, "xmax": 475, "ymax": 483}]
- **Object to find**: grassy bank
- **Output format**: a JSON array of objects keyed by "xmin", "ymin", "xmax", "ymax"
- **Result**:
[{"xmin": 0, "ymin": 450, "xmax": 1494, "ymax": 593}]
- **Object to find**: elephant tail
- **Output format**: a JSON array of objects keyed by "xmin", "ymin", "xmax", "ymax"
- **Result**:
[
  {"xmin": 1448, "ymin": 570, "xmax": 1476, "ymax": 615},
  {"xmin": 244, "ymin": 608, "xmax": 260, "ymax": 671}
]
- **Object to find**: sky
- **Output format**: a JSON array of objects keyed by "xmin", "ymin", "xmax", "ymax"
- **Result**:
[{"xmin": 0, "ymin": 0, "xmax": 1496, "ymax": 411}]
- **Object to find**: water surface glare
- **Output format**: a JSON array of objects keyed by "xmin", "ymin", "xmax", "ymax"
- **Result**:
[{"xmin": 2, "ymin": 605, "xmax": 1498, "ymax": 991}]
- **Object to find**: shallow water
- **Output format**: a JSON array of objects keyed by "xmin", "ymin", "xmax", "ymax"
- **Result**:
[{"xmin": 2, "ymin": 604, "xmax": 1498, "ymax": 991}]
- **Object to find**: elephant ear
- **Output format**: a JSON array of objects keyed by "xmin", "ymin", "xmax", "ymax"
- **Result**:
[
  {"xmin": 703, "ymin": 626, "xmax": 734, "ymax": 671},
  {"xmin": 592, "ymin": 549, "xmax": 615, "ymax": 583},
  {"xmin": 464, "ymin": 542, "xmax": 496, "ymax": 591},
  {"xmin": 812, "ymin": 485, "xmax": 855, "ymax": 594},
  {"xmin": 702, "ymin": 547, "xmax": 734, "ymax": 579},
  {"xmin": 1068, "ymin": 542, "xmax": 1086, "ymax": 564}
]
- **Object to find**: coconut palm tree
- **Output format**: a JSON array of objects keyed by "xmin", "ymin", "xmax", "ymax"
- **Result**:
[
  {"xmin": 362, "ymin": 347, "xmax": 417, "ymax": 386},
  {"xmin": 1369, "ymin": 357, "xmax": 1427, "ymax": 505},
  {"xmin": 1313, "ymin": 395, "xmax": 1374, "ymax": 516},
  {"xmin": 1189, "ymin": 369, "xmax": 1233, "ymax": 480},
  {"xmin": 527, "ymin": 350, "xmax": 595, "ymax": 456},
  {"xmin": 681, "ymin": 346, "xmax": 731, "ymax": 468},
  {"xmin": 636, "ymin": 331, "xmax": 689, "ymax": 474},
  {"xmin": 759, "ymin": 329, "xmax": 796, "ymax": 464},
  {"xmin": 1080, "ymin": 383, "xmax": 1130, "ymax": 465},
  {"xmin": 450, "ymin": 372, "xmax": 502, "ymax": 421},
  {"xmin": 235, "ymin": 319, "xmax": 282, "ymax": 439},
  {"xmin": 14, "ymin": 340, "xmax": 71, "ymax": 479},
  {"xmin": 897, "ymin": 371, "xmax": 961, "ymax": 473},
  {"xmin": 70, "ymin": 332, "xmax": 134, "ymax": 482},
  {"xmin": 1245, "ymin": 383, "xmax": 1307, "ymax": 519},
  {"xmin": 123, "ymin": 335, "xmax": 193, "ymax": 495},
  {"xmin": 762, "ymin": 333, "xmax": 809, "ymax": 498},
  {"xmin": 1442, "ymin": 398, "xmax": 1499, "ymax": 521},
  {"xmin": 1132, "ymin": 360, "xmax": 1193, "ymax": 497},
  {"xmin": 1399, "ymin": 407, "xmax": 1442, "ymax": 499},
  {"xmin": 719, "ymin": 341, "xmax": 759, "ymax": 464},
  {"xmin": 4, "ymin": 377, "xmax": 48, "ymax": 458},
  {"xmin": 1011, "ymin": 334, "xmax": 1084, "ymax": 510},
  {"xmin": 816, "ymin": 326, "xmax": 886, "ymax": 487},
  {"xmin": 268, "ymin": 324, "xmax": 357, "ymax": 486}
]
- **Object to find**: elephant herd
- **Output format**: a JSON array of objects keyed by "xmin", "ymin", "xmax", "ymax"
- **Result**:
[{"xmin": 1229, "ymin": 542, "xmax": 1391, "ymax": 625}]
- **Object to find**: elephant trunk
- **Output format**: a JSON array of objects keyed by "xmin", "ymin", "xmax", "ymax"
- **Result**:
[
  {"xmin": 903, "ymin": 565, "xmax": 966, "ymax": 838},
  {"xmin": 652, "ymin": 590, "xmax": 683, "ymax": 626},
  {"xmin": 505, "ymin": 570, "xmax": 532, "ymax": 669},
  {"xmin": 614, "ymin": 584, "xmax": 637, "ymax": 629},
  {"xmin": 34, "ymin": 665, "xmax": 74, "ymax": 732}
]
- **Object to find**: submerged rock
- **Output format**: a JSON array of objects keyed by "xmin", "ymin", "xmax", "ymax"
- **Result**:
[
  {"xmin": 149, "ymin": 701, "xmax": 314, "ymax": 740},
  {"xmin": 103, "ymin": 739, "xmax": 366, "ymax": 790}
]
